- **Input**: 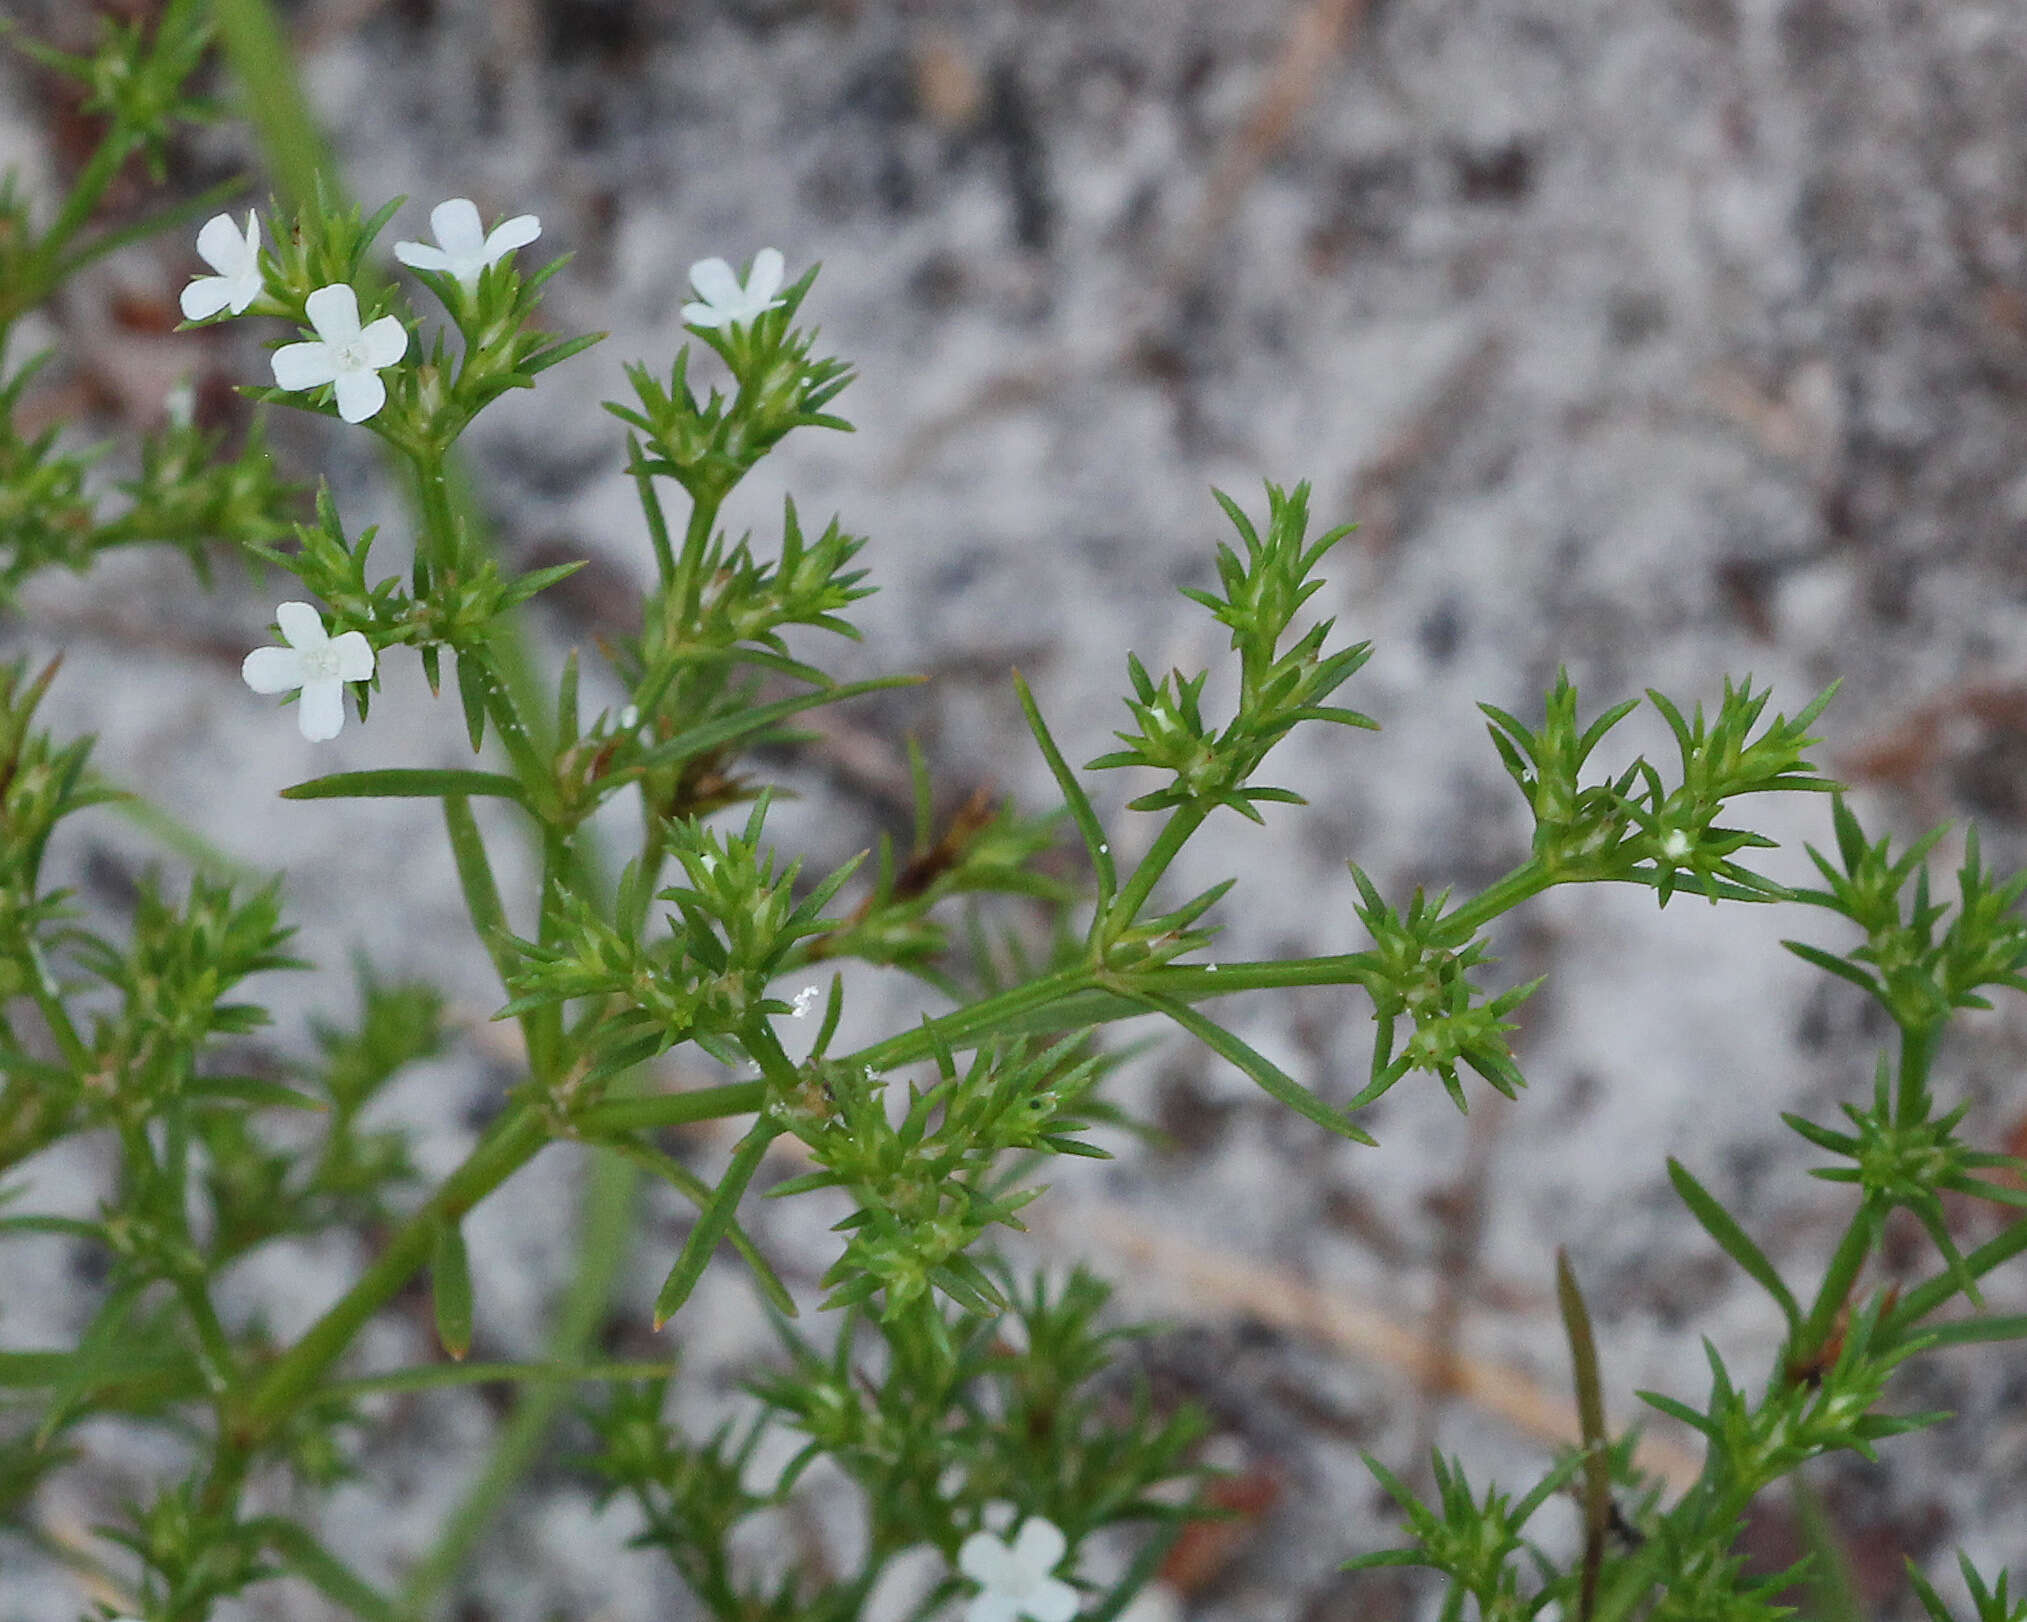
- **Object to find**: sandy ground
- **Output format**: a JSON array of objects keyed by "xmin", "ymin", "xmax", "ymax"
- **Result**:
[{"xmin": 5, "ymin": 0, "xmax": 2027, "ymax": 1617}]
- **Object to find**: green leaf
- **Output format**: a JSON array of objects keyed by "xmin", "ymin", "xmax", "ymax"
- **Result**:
[
  {"xmin": 1012, "ymin": 668, "xmax": 1116, "ymax": 909},
  {"xmin": 633, "ymin": 675, "xmax": 920, "ymax": 774},
  {"xmin": 458, "ymin": 648, "xmax": 489, "ymax": 752},
  {"xmin": 522, "ymin": 330, "xmax": 606, "ymax": 378},
  {"xmin": 250, "ymin": 1518, "xmax": 403, "ymax": 1622},
  {"xmin": 185, "ymin": 1075, "xmax": 326, "ymax": 1111},
  {"xmin": 433, "ymin": 1221, "xmax": 474, "ymax": 1361},
  {"xmin": 1130, "ymin": 988, "xmax": 1376, "ymax": 1144},
  {"xmin": 1913, "ymin": 1313, "xmax": 2027, "ymax": 1350},
  {"xmin": 1634, "ymin": 1388, "xmax": 1715, "ymax": 1437},
  {"xmin": 306, "ymin": 1360, "xmax": 679, "ymax": 1406},
  {"xmin": 586, "ymin": 1134, "xmax": 795, "ymax": 1317},
  {"xmin": 1668, "ymin": 1159, "xmax": 1799, "ymax": 1330},
  {"xmin": 281, "ymin": 768, "xmax": 529, "ymax": 804},
  {"xmin": 0, "ymin": 1350, "xmax": 69, "ymax": 1387},
  {"xmin": 653, "ymin": 1118, "xmax": 781, "ymax": 1328},
  {"xmin": 1783, "ymin": 939, "xmax": 1881, "ymax": 996},
  {"xmin": 442, "ymin": 795, "xmax": 520, "ymax": 993}
]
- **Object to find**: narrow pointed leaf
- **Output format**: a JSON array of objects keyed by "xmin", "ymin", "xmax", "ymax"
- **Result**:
[
  {"xmin": 1130, "ymin": 988, "xmax": 1375, "ymax": 1144},
  {"xmin": 634, "ymin": 676, "xmax": 920, "ymax": 774},
  {"xmin": 654, "ymin": 1118, "xmax": 781, "ymax": 1328},
  {"xmin": 1668, "ymin": 1159, "xmax": 1798, "ymax": 1329},
  {"xmin": 1012, "ymin": 668, "xmax": 1116, "ymax": 906},
  {"xmin": 432, "ymin": 1221, "xmax": 474, "ymax": 1361},
  {"xmin": 281, "ymin": 769, "xmax": 528, "ymax": 804}
]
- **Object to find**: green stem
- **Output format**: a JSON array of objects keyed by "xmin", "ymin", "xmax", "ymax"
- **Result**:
[
  {"xmin": 526, "ymin": 823, "xmax": 577, "ymax": 1082},
  {"xmin": 23, "ymin": 933, "xmax": 92, "ymax": 1074},
  {"xmin": 1101, "ymin": 802, "xmax": 1209, "ymax": 947},
  {"xmin": 394, "ymin": 1150, "xmax": 633, "ymax": 1615},
  {"xmin": 572, "ymin": 1082, "xmax": 767, "ymax": 1136},
  {"xmin": 228, "ymin": 1105, "xmax": 550, "ymax": 1447},
  {"xmin": 172, "ymin": 1275, "xmax": 240, "ymax": 1398},
  {"xmin": 1438, "ymin": 858, "xmax": 1555, "ymax": 939},
  {"xmin": 15, "ymin": 131, "xmax": 137, "ymax": 316},
  {"xmin": 198, "ymin": 18, "xmax": 638, "ymax": 1611},
  {"xmin": 414, "ymin": 454, "xmax": 461, "ymax": 572},
  {"xmin": 208, "ymin": 0, "xmax": 340, "ymax": 211},
  {"xmin": 836, "ymin": 950, "xmax": 1391, "ymax": 1077},
  {"xmin": 1893, "ymin": 1020, "xmax": 1937, "ymax": 1125},
  {"xmin": 1792, "ymin": 1200, "xmax": 1879, "ymax": 1371}
]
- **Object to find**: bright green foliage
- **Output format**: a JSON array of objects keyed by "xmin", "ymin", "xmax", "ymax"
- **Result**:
[
  {"xmin": 1354, "ymin": 787, "xmax": 2027, "ymax": 1615},
  {"xmin": 607, "ymin": 263, "xmax": 853, "ymax": 510},
  {"xmin": 1344, "ymin": 865, "xmax": 1539, "ymax": 1112},
  {"xmin": 2, "ymin": 11, "xmax": 2023, "ymax": 1620},
  {"xmin": 1090, "ymin": 480, "xmax": 1375, "ymax": 821},
  {"xmin": 0, "ymin": 0, "xmax": 298, "ymax": 599},
  {"xmin": 1347, "ymin": 1449, "xmax": 1584, "ymax": 1620},
  {"xmin": 1910, "ymin": 1553, "xmax": 2027, "ymax": 1622},
  {"xmin": 9, "ymin": 0, "xmax": 214, "ymax": 185},
  {"xmin": 1482, "ymin": 671, "xmax": 1839, "ymax": 904},
  {"xmin": 770, "ymin": 1034, "xmax": 1112, "ymax": 1322},
  {"xmin": 645, "ymin": 1270, "xmax": 1207, "ymax": 1619},
  {"xmin": 1788, "ymin": 796, "xmax": 2027, "ymax": 1032}
]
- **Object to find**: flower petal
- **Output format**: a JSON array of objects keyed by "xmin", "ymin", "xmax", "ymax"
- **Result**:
[
  {"xmin": 747, "ymin": 246, "xmax": 785, "ymax": 304},
  {"xmin": 329, "ymin": 630, "xmax": 376, "ymax": 682},
  {"xmin": 1012, "ymin": 1519, "xmax": 1067, "ymax": 1575},
  {"xmin": 275, "ymin": 601, "xmax": 329, "ymax": 650},
  {"xmin": 241, "ymin": 646, "xmax": 306, "ymax": 694},
  {"xmin": 965, "ymin": 1594, "xmax": 1020, "ymax": 1622},
  {"xmin": 1027, "ymin": 1576, "xmax": 1081, "ymax": 1622},
  {"xmin": 687, "ymin": 256, "xmax": 740, "ymax": 306},
  {"xmin": 272, "ymin": 340, "xmax": 338, "ymax": 391},
  {"xmin": 181, "ymin": 277, "xmax": 232, "ymax": 321},
  {"xmin": 359, "ymin": 315, "xmax": 409, "ymax": 369},
  {"xmin": 484, "ymin": 213, "xmax": 541, "ymax": 258},
  {"xmin": 195, "ymin": 212, "xmax": 249, "ymax": 275},
  {"xmin": 430, "ymin": 198, "xmax": 486, "ymax": 256},
  {"xmin": 304, "ymin": 283, "xmax": 364, "ymax": 344},
  {"xmin": 297, "ymin": 679, "xmax": 346, "ymax": 742},
  {"xmin": 959, "ymin": 1532, "xmax": 1013, "ymax": 1586},
  {"xmin": 679, "ymin": 299, "xmax": 726, "ymax": 328},
  {"xmin": 332, "ymin": 369, "xmax": 387, "ymax": 424},
  {"xmin": 393, "ymin": 240, "xmax": 453, "ymax": 273}
]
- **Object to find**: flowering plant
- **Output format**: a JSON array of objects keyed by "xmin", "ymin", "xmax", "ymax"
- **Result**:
[{"xmin": 2, "ymin": 7, "xmax": 2025, "ymax": 1622}]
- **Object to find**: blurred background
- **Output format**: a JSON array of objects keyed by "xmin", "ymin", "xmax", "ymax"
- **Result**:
[{"xmin": 4, "ymin": 0, "xmax": 2027, "ymax": 1616}]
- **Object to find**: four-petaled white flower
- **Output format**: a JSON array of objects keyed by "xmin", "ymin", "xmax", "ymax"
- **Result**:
[
  {"xmin": 959, "ymin": 1518, "xmax": 1079, "ymax": 1622},
  {"xmin": 682, "ymin": 248, "xmax": 786, "ymax": 330},
  {"xmin": 180, "ymin": 211, "xmax": 264, "ymax": 321},
  {"xmin": 394, "ymin": 198, "xmax": 541, "ymax": 289},
  {"xmin": 242, "ymin": 602, "xmax": 376, "ymax": 742},
  {"xmin": 790, "ymin": 985, "xmax": 821, "ymax": 1019},
  {"xmin": 271, "ymin": 285, "xmax": 409, "ymax": 424}
]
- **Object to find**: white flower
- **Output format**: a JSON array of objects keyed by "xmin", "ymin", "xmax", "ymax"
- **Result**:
[
  {"xmin": 180, "ymin": 211, "xmax": 263, "ymax": 321},
  {"xmin": 790, "ymin": 985, "xmax": 821, "ymax": 1019},
  {"xmin": 271, "ymin": 285, "xmax": 409, "ymax": 424},
  {"xmin": 242, "ymin": 602, "xmax": 376, "ymax": 742},
  {"xmin": 682, "ymin": 248, "xmax": 786, "ymax": 329},
  {"xmin": 1661, "ymin": 828, "xmax": 1692, "ymax": 861},
  {"xmin": 394, "ymin": 197, "xmax": 541, "ymax": 288},
  {"xmin": 958, "ymin": 1518, "xmax": 1079, "ymax": 1622}
]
